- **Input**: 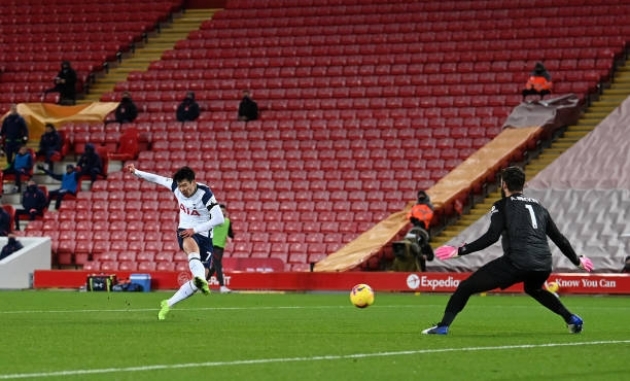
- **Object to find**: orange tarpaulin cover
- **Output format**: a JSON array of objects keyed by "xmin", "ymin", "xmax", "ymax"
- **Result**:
[
  {"xmin": 428, "ymin": 126, "xmax": 541, "ymax": 211},
  {"xmin": 314, "ymin": 126, "xmax": 542, "ymax": 273},
  {"xmin": 313, "ymin": 209, "xmax": 412, "ymax": 272},
  {"xmin": 2, "ymin": 103, "xmax": 119, "ymax": 140}
]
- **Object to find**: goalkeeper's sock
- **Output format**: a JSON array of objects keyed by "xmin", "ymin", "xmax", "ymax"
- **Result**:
[{"xmin": 439, "ymin": 312, "xmax": 457, "ymax": 327}]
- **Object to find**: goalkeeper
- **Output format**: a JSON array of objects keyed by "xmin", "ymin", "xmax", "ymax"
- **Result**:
[{"xmin": 423, "ymin": 166, "xmax": 594, "ymax": 335}]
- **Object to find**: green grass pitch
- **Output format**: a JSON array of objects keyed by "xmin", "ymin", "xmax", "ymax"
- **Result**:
[{"xmin": 0, "ymin": 290, "xmax": 628, "ymax": 381}]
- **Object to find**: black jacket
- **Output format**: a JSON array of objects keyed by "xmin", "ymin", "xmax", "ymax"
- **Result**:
[
  {"xmin": 238, "ymin": 97, "xmax": 258, "ymax": 121},
  {"xmin": 115, "ymin": 97, "xmax": 138, "ymax": 123},
  {"xmin": 0, "ymin": 238, "xmax": 23, "ymax": 260},
  {"xmin": 56, "ymin": 66, "xmax": 77, "ymax": 99},
  {"xmin": 1, "ymin": 114, "xmax": 28, "ymax": 143},
  {"xmin": 77, "ymin": 143, "xmax": 103, "ymax": 174},
  {"xmin": 21, "ymin": 185, "xmax": 47, "ymax": 212},
  {"xmin": 0, "ymin": 210, "xmax": 10, "ymax": 236},
  {"xmin": 176, "ymin": 99, "xmax": 200, "ymax": 122},
  {"xmin": 38, "ymin": 129, "xmax": 62, "ymax": 154}
]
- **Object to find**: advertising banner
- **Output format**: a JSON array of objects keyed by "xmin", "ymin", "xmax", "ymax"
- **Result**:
[{"xmin": 33, "ymin": 270, "xmax": 630, "ymax": 294}]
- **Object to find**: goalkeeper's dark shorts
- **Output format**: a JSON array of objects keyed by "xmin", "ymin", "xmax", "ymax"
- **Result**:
[{"xmin": 461, "ymin": 256, "xmax": 550, "ymax": 293}]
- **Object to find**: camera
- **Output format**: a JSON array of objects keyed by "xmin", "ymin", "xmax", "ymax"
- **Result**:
[{"xmin": 392, "ymin": 226, "xmax": 435, "ymax": 272}]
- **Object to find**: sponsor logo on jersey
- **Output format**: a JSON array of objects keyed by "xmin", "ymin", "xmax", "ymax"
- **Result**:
[{"xmin": 180, "ymin": 204, "xmax": 201, "ymax": 215}]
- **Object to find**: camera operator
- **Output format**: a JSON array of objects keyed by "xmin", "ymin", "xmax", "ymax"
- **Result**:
[
  {"xmin": 391, "ymin": 190, "xmax": 437, "ymax": 272},
  {"xmin": 392, "ymin": 227, "xmax": 435, "ymax": 272}
]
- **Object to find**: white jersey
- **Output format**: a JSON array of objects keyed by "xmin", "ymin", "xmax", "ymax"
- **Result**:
[{"xmin": 133, "ymin": 169, "xmax": 224, "ymax": 237}]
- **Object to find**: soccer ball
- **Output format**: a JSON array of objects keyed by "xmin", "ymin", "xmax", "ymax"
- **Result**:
[
  {"xmin": 546, "ymin": 281, "xmax": 560, "ymax": 293},
  {"xmin": 350, "ymin": 283, "xmax": 375, "ymax": 308}
]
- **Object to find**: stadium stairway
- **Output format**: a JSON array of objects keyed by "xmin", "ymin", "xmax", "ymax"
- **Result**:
[
  {"xmin": 430, "ymin": 60, "xmax": 630, "ymax": 248},
  {"xmin": 80, "ymin": 9, "xmax": 219, "ymax": 103}
]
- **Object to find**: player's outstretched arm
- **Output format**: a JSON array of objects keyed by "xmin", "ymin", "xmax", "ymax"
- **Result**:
[{"xmin": 124, "ymin": 163, "xmax": 172, "ymax": 189}]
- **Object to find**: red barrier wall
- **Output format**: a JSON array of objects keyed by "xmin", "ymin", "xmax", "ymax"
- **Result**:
[{"xmin": 33, "ymin": 270, "xmax": 630, "ymax": 294}]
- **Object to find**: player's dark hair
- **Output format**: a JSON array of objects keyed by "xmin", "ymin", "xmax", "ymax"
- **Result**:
[
  {"xmin": 173, "ymin": 166, "xmax": 195, "ymax": 183},
  {"xmin": 501, "ymin": 166, "xmax": 525, "ymax": 192}
]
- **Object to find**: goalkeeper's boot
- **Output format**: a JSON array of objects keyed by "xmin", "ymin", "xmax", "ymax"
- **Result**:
[
  {"xmin": 193, "ymin": 276, "xmax": 211, "ymax": 295},
  {"xmin": 567, "ymin": 315, "xmax": 583, "ymax": 333},
  {"xmin": 158, "ymin": 300, "xmax": 170, "ymax": 321},
  {"xmin": 422, "ymin": 324, "xmax": 449, "ymax": 335}
]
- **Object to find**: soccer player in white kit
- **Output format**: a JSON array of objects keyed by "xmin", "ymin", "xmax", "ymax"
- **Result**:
[{"xmin": 125, "ymin": 164, "xmax": 224, "ymax": 320}]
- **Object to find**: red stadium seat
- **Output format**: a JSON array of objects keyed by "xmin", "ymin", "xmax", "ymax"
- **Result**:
[
  {"xmin": 138, "ymin": 262, "xmax": 157, "ymax": 271},
  {"xmin": 119, "ymin": 261, "xmax": 138, "ymax": 271},
  {"xmin": 90, "ymin": 240, "xmax": 111, "ymax": 254},
  {"xmin": 154, "ymin": 252, "xmax": 173, "ymax": 262},
  {"xmin": 157, "ymin": 262, "xmax": 176, "ymax": 271},
  {"xmin": 101, "ymin": 261, "xmax": 119, "ymax": 271},
  {"xmin": 137, "ymin": 252, "xmax": 156, "ymax": 262},
  {"xmin": 96, "ymin": 251, "xmax": 118, "ymax": 262},
  {"xmin": 83, "ymin": 261, "xmax": 101, "ymax": 271},
  {"xmin": 118, "ymin": 251, "xmax": 137, "ymax": 262}
]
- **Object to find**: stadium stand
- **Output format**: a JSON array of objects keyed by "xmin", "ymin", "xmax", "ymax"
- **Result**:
[
  {"xmin": 9, "ymin": 0, "xmax": 630, "ymax": 272},
  {"xmin": 0, "ymin": 0, "xmax": 181, "ymax": 108}
]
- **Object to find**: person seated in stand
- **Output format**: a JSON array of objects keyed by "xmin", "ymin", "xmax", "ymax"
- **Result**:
[
  {"xmin": 0, "ymin": 205, "xmax": 11, "ymax": 237},
  {"xmin": 237, "ymin": 89, "xmax": 258, "ymax": 121},
  {"xmin": 42, "ymin": 61, "xmax": 77, "ymax": 105},
  {"xmin": 3, "ymin": 145, "xmax": 33, "ymax": 193},
  {"xmin": 522, "ymin": 62, "xmax": 553, "ymax": 102},
  {"xmin": 76, "ymin": 143, "xmax": 104, "ymax": 184},
  {"xmin": 176, "ymin": 91, "xmax": 201, "ymax": 122},
  {"xmin": 14, "ymin": 179, "xmax": 47, "ymax": 230},
  {"xmin": 622, "ymin": 256, "xmax": 630, "ymax": 273},
  {"xmin": 36, "ymin": 123, "xmax": 62, "ymax": 171},
  {"xmin": 37, "ymin": 163, "xmax": 79, "ymax": 210},
  {"xmin": 1, "ymin": 104, "xmax": 29, "ymax": 164},
  {"xmin": 0, "ymin": 234, "xmax": 23, "ymax": 260},
  {"xmin": 106, "ymin": 91, "xmax": 138, "ymax": 125}
]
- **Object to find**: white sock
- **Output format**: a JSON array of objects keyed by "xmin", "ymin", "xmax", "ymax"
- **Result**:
[
  {"xmin": 188, "ymin": 252, "xmax": 206, "ymax": 280},
  {"xmin": 167, "ymin": 280, "xmax": 197, "ymax": 307}
]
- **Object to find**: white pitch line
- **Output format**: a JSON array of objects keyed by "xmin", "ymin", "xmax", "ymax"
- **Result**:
[
  {"xmin": 0, "ymin": 340, "xmax": 629, "ymax": 380},
  {"xmin": 1, "ymin": 302, "xmax": 630, "ymax": 315},
  {"xmin": 2, "ymin": 302, "xmax": 630, "ymax": 316}
]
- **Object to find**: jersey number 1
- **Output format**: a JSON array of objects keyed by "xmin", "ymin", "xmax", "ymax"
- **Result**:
[{"xmin": 525, "ymin": 204, "xmax": 538, "ymax": 229}]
